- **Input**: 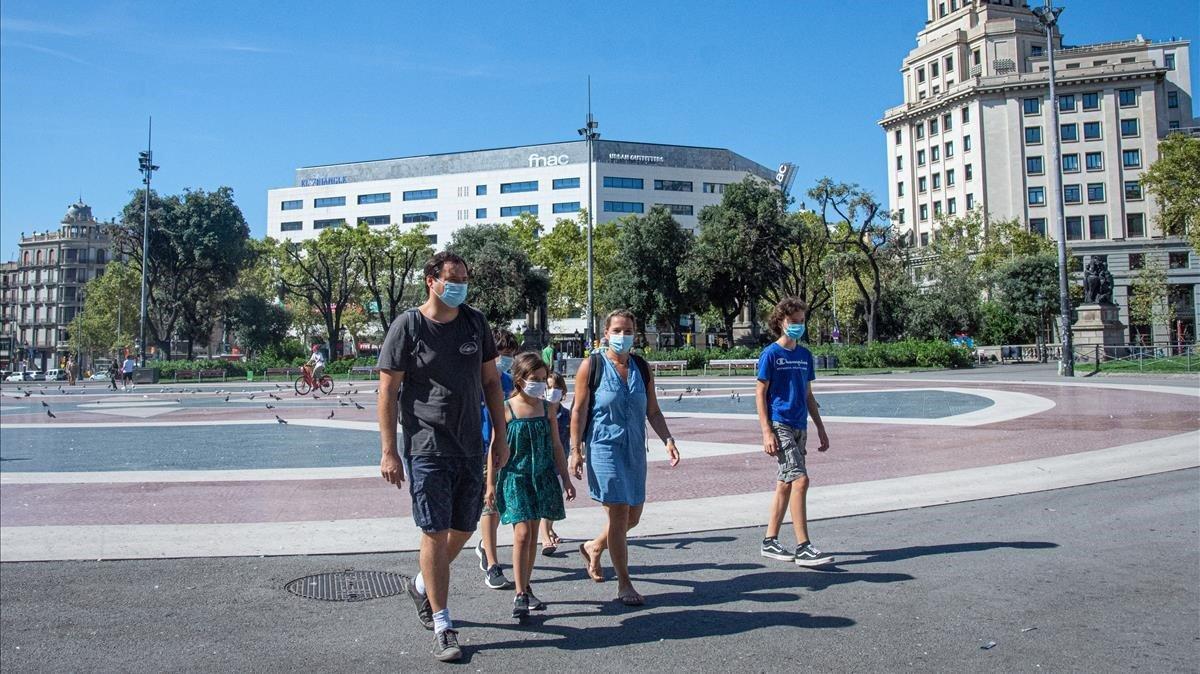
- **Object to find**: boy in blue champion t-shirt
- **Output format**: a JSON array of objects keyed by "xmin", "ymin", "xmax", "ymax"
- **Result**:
[{"xmin": 755, "ymin": 297, "xmax": 834, "ymax": 567}]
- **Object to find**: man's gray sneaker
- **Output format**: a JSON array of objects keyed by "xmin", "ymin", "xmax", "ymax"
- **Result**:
[
  {"xmin": 761, "ymin": 537, "xmax": 793, "ymax": 561},
  {"xmin": 434, "ymin": 629, "xmax": 462, "ymax": 662},
  {"xmin": 485, "ymin": 564, "xmax": 512, "ymax": 590},
  {"xmin": 794, "ymin": 542, "xmax": 835, "ymax": 567},
  {"xmin": 399, "ymin": 574, "xmax": 433, "ymax": 630}
]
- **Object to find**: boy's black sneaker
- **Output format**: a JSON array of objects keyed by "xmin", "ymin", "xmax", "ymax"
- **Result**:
[
  {"xmin": 434, "ymin": 629, "xmax": 462, "ymax": 662},
  {"xmin": 794, "ymin": 542, "xmax": 835, "ymax": 567},
  {"xmin": 399, "ymin": 574, "xmax": 433, "ymax": 630},
  {"xmin": 512, "ymin": 592, "xmax": 530, "ymax": 619},
  {"xmin": 760, "ymin": 537, "xmax": 793, "ymax": 561}
]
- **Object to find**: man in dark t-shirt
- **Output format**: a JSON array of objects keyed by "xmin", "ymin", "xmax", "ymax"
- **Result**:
[{"xmin": 377, "ymin": 251, "xmax": 510, "ymax": 663}]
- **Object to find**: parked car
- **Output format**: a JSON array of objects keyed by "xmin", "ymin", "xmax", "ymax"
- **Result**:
[
  {"xmin": 5, "ymin": 371, "xmax": 38, "ymax": 382},
  {"xmin": 88, "ymin": 372, "xmax": 111, "ymax": 381},
  {"xmin": 28, "ymin": 370, "xmax": 46, "ymax": 381},
  {"xmin": 4, "ymin": 372, "xmax": 27, "ymax": 382},
  {"xmin": 45, "ymin": 369, "xmax": 68, "ymax": 381}
]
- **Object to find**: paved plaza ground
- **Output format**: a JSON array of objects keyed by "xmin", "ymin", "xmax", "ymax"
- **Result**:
[{"xmin": 0, "ymin": 365, "xmax": 1197, "ymax": 669}]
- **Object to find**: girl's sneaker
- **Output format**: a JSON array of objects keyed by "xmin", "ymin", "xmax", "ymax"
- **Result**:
[
  {"xmin": 760, "ymin": 537, "xmax": 793, "ymax": 561},
  {"xmin": 512, "ymin": 593, "xmax": 530, "ymax": 618},
  {"xmin": 525, "ymin": 583, "xmax": 546, "ymax": 611},
  {"xmin": 794, "ymin": 542, "xmax": 835, "ymax": 567}
]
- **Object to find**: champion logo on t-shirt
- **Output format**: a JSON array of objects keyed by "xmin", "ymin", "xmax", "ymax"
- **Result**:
[
  {"xmin": 460, "ymin": 341, "xmax": 479, "ymax": 355},
  {"xmin": 775, "ymin": 357, "xmax": 808, "ymax": 371}
]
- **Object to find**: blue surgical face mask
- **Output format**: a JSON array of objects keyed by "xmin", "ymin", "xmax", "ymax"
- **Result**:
[
  {"xmin": 608, "ymin": 334, "xmax": 634, "ymax": 354},
  {"xmin": 785, "ymin": 323, "xmax": 806, "ymax": 340},
  {"xmin": 497, "ymin": 355, "xmax": 514, "ymax": 373},
  {"xmin": 436, "ymin": 280, "xmax": 468, "ymax": 308}
]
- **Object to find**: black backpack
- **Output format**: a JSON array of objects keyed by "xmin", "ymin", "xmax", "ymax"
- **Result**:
[{"xmin": 583, "ymin": 351, "xmax": 651, "ymax": 442}]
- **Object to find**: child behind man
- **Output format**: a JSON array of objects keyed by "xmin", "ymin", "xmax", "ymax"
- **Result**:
[
  {"xmin": 539, "ymin": 372, "xmax": 571, "ymax": 554},
  {"xmin": 476, "ymin": 329, "xmax": 517, "ymax": 590}
]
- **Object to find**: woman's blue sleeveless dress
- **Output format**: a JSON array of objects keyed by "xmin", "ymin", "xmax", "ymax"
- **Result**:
[{"xmin": 585, "ymin": 354, "xmax": 648, "ymax": 506}]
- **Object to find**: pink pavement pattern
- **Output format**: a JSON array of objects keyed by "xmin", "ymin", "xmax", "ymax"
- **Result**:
[{"xmin": 2, "ymin": 381, "xmax": 1196, "ymax": 528}]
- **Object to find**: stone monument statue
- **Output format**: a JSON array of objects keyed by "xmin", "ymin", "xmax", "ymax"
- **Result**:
[
  {"xmin": 1083, "ymin": 257, "xmax": 1115, "ymax": 304},
  {"xmin": 1074, "ymin": 256, "xmax": 1124, "ymax": 356}
]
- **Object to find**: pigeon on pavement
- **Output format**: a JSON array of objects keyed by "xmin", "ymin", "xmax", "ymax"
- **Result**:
[
  {"xmin": 46, "ymin": 410, "xmax": 56, "ymax": 419},
  {"xmin": 275, "ymin": 415, "xmax": 288, "ymax": 425},
  {"xmin": 354, "ymin": 402, "xmax": 365, "ymax": 410},
  {"xmin": 327, "ymin": 410, "xmax": 335, "ymax": 419}
]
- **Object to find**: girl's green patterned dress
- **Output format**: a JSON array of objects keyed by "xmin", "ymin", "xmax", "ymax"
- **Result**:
[{"xmin": 496, "ymin": 400, "xmax": 566, "ymax": 525}]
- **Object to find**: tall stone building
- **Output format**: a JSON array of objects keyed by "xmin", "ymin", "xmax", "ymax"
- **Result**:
[
  {"xmin": 0, "ymin": 201, "xmax": 113, "ymax": 372},
  {"xmin": 880, "ymin": 0, "xmax": 1198, "ymax": 343}
]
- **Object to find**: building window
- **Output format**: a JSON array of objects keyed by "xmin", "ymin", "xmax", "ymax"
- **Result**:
[
  {"xmin": 313, "ymin": 218, "xmax": 345, "ymax": 230},
  {"xmin": 1063, "ymin": 153, "xmax": 1080, "ymax": 172},
  {"xmin": 1087, "ymin": 183, "xmax": 1105, "ymax": 203},
  {"xmin": 402, "ymin": 212, "xmax": 437, "ymax": 223},
  {"xmin": 1169, "ymin": 252, "xmax": 1190, "ymax": 269},
  {"xmin": 920, "ymin": 204, "xmax": 929, "ymax": 221},
  {"xmin": 1086, "ymin": 152, "xmax": 1103, "ymax": 171},
  {"xmin": 425, "ymin": 234, "xmax": 438, "ymax": 245},
  {"xmin": 499, "ymin": 205, "xmax": 538, "ymax": 217},
  {"xmin": 1060, "ymin": 123, "xmax": 1078, "ymax": 142},
  {"xmin": 965, "ymin": 163, "xmax": 974, "ymax": 181},
  {"xmin": 1059, "ymin": 94, "xmax": 1076, "ymax": 112},
  {"xmin": 1066, "ymin": 216, "xmax": 1083, "ymax": 240},
  {"xmin": 703, "ymin": 183, "xmax": 728, "ymax": 194},
  {"xmin": 1031, "ymin": 44, "xmax": 1044, "ymax": 57},
  {"xmin": 1170, "ymin": 121, "xmax": 1181, "ymax": 130},
  {"xmin": 603, "ymin": 201, "xmax": 644, "ymax": 214},
  {"xmin": 1127, "ymin": 213, "xmax": 1146, "ymax": 238},
  {"xmin": 476, "ymin": 208, "xmax": 487, "ymax": 219},
  {"xmin": 946, "ymin": 169, "xmax": 955, "ymax": 186},
  {"xmin": 1028, "ymin": 186, "xmax": 1046, "ymax": 205},
  {"xmin": 1025, "ymin": 126, "xmax": 1043, "ymax": 145},
  {"xmin": 1023, "ymin": 97, "xmax": 1041, "ymax": 115},
  {"xmin": 1120, "ymin": 118, "xmax": 1139, "ymax": 137},
  {"xmin": 280, "ymin": 221, "xmax": 302, "ymax": 232},
  {"xmin": 1167, "ymin": 91, "xmax": 1179, "ymax": 108},
  {"xmin": 894, "ymin": 130, "xmax": 902, "ymax": 145},
  {"xmin": 898, "ymin": 181, "xmax": 905, "ymax": 196},
  {"xmin": 920, "ymin": 231, "xmax": 930, "ymax": 247},
  {"xmin": 1088, "ymin": 215, "xmax": 1107, "ymax": 239},
  {"xmin": 943, "ymin": 113, "xmax": 953, "ymax": 131},
  {"xmin": 963, "ymin": 134, "xmax": 972, "ymax": 151},
  {"xmin": 1064, "ymin": 184, "xmax": 1081, "ymax": 204},
  {"xmin": 552, "ymin": 201, "xmax": 581, "ymax": 214},
  {"xmin": 945, "ymin": 54, "xmax": 954, "ymax": 71},
  {"xmin": 929, "ymin": 118, "xmax": 939, "ymax": 135},
  {"xmin": 895, "ymin": 156, "xmax": 904, "ymax": 171},
  {"xmin": 917, "ymin": 67, "xmax": 926, "ymax": 83},
  {"xmin": 947, "ymin": 197, "xmax": 957, "ymax": 215},
  {"xmin": 918, "ymin": 176, "xmax": 928, "ymax": 193},
  {"xmin": 313, "ymin": 196, "xmax": 346, "ymax": 208},
  {"xmin": 357, "ymin": 192, "xmax": 390, "ymax": 205},
  {"xmin": 476, "ymin": 185, "xmax": 487, "ymax": 196},
  {"xmin": 500, "ymin": 181, "xmax": 538, "ymax": 194},
  {"xmin": 1123, "ymin": 149, "xmax": 1141, "ymax": 168},
  {"xmin": 931, "ymin": 145, "xmax": 941, "ymax": 162},
  {"xmin": 932, "ymin": 173, "xmax": 942, "ymax": 190},
  {"xmin": 1165, "ymin": 53, "xmax": 1176, "ymax": 70},
  {"xmin": 934, "ymin": 200, "xmax": 944, "ymax": 216},
  {"xmin": 1081, "ymin": 93, "xmax": 1099, "ymax": 111},
  {"xmin": 654, "ymin": 179, "xmax": 693, "ymax": 192},
  {"xmin": 281, "ymin": 199, "xmax": 303, "ymax": 211},
  {"xmin": 1083, "ymin": 121, "xmax": 1101, "ymax": 140},
  {"xmin": 916, "ymin": 124, "xmax": 925, "ymax": 139},
  {"xmin": 962, "ymin": 106, "xmax": 971, "ymax": 123},
  {"xmin": 1030, "ymin": 218, "xmax": 1047, "ymax": 237},
  {"xmin": 945, "ymin": 141, "xmax": 954, "ymax": 158},
  {"xmin": 1129, "ymin": 253, "xmax": 1145, "ymax": 270},
  {"xmin": 966, "ymin": 193, "xmax": 975, "ymax": 210},
  {"xmin": 898, "ymin": 209, "xmax": 906, "ymax": 224},
  {"xmin": 1124, "ymin": 181, "xmax": 1143, "ymax": 201},
  {"xmin": 603, "ymin": 177, "xmax": 643, "ymax": 190},
  {"xmin": 553, "ymin": 177, "xmax": 580, "ymax": 190},
  {"xmin": 917, "ymin": 149, "xmax": 927, "ymax": 166},
  {"xmin": 931, "ymin": 61, "xmax": 940, "ymax": 77},
  {"xmin": 1027, "ymin": 156, "xmax": 1044, "ymax": 175},
  {"xmin": 658, "ymin": 203, "xmax": 694, "ymax": 216},
  {"xmin": 403, "ymin": 188, "xmax": 438, "ymax": 201},
  {"xmin": 1118, "ymin": 89, "xmax": 1137, "ymax": 107},
  {"xmin": 358, "ymin": 215, "xmax": 391, "ymax": 226}
]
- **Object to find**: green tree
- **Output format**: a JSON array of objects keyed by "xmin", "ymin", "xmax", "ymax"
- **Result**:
[
  {"xmin": 275, "ymin": 226, "xmax": 364, "ymax": 355},
  {"xmin": 68, "ymin": 261, "xmax": 141, "ymax": 360},
  {"xmin": 352, "ymin": 221, "xmax": 433, "ymax": 334},
  {"xmin": 523, "ymin": 210, "xmax": 620, "ymax": 320},
  {"xmin": 110, "ymin": 187, "xmax": 252, "ymax": 358},
  {"xmin": 1128, "ymin": 252, "xmax": 1175, "ymax": 343},
  {"xmin": 447, "ymin": 223, "xmax": 549, "ymax": 325},
  {"xmin": 602, "ymin": 206, "xmax": 694, "ymax": 340},
  {"xmin": 225, "ymin": 294, "xmax": 290, "ymax": 357},
  {"xmin": 1141, "ymin": 133, "xmax": 1200, "ymax": 253},
  {"xmin": 992, "ymin": 252, "xmax": 1060, "ymax": 344},
  {"xmin": 767, "ymin": 210, "xmax": 832, "ymax": 318}
]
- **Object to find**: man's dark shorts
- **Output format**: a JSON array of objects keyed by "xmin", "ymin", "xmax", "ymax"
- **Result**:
[{"xmin": 408, "ymin": 455, "xmax": 485, "ymax": 534}]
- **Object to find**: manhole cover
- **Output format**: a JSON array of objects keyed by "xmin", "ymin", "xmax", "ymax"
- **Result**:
[{"xmin": 285, "ymin": 569, "xmax": 406, "ymax": 602}]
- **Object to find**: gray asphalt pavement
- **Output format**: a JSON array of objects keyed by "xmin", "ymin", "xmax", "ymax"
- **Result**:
[{"xmin": 2, "ymin": 469, "xmax": 1197, "ymax": 672}]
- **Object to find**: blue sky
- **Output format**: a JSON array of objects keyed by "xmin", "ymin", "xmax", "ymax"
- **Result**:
[{"xmin": 1, "ymin": 0, "xmax": 1196, "ymax": 259}]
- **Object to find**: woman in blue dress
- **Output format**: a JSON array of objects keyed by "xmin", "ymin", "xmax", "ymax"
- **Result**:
[{"xmin": 569, "ymin": 309, "xmax": 681, "ymax": 606}]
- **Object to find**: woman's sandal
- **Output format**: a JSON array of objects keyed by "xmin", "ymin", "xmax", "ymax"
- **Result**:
[
  {"xmin": 616, "ymin": 591, "xmax": 645, "ymax": 607},
  {"xmin": 541, "ymin": 531, "xmax": 563, "ymax": 556},
  {"xmin": 579, "ymin": 543, "xmax": 604, "ymax": 582}
]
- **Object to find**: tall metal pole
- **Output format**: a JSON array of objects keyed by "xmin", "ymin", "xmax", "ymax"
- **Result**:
[
  {"xmin": 1035, "ymin": 1, "xmax": 1074, "ymax": 376},
  {"xmin": 138, "ymin": 117, "xmax": 157, "ymax": 368},
  {"xmin": 579, "ymin": 78, "xmax": 600, "ymax": 349}
]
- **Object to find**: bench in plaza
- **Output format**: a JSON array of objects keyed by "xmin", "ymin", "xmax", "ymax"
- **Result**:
[
  {"xmin": 703, "ymin": 358, "xmax": 758, "ymax": 375},
  {"xmin": 173, "ymin": 368, "xmax": 227, "ymax": 382},
  {"xmin": 649, "ymin": 360, "xmax": 688, "ymax": 376},
  {"xmin": 264, "ymin": 367, "xmax": 302, "ymax": 381},
  {"xmin": 350, "ymin": 366, "xmax": 379, "ymax": 380}
]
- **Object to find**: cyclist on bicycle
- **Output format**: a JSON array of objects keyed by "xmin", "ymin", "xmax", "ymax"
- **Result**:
[{"xmin": 305, "ymin": 344, "xmax": 326, "ymax": 385}]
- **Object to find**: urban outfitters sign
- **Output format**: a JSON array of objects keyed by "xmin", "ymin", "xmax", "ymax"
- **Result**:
[{"xmin": 607, "ymin": 153, "xmax": 665, "ymax": 164}]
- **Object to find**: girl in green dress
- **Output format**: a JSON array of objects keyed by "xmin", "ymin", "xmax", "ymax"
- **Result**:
[{"xmin": 488, "ymin": 353, "xmax": 576, "ymax": 618}]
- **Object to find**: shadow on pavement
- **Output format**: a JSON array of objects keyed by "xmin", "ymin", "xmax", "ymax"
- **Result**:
[{"xmin": 831, "ymin": 541, "xmax": 1059, "ymax": 566}]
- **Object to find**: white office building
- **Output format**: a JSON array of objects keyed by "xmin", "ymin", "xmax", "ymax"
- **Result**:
[
  {"xmin": 880, "ymin": 0, "xmax": 1198, "ymax": 343},
  {"xmin": 266, "ymin": 140, "xmax": 776, "ymax": 246}
]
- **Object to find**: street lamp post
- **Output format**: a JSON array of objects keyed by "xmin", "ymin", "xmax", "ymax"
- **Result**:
[
  {"xmin": 1032, "ymin": 0, "xmax": 1074, "ymax": 376},
  {"xmin": 137, "ymin": 118, "xmax": 158, "ymax": 368},
  {"xmin": 577, "ymin": 78, "xmax": 600, "ymax": 349}
]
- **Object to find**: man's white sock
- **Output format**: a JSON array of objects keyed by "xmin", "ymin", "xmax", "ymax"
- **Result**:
[{"xmin": 432, "ymin": 608, "xmax": 452, "ymax": 634}]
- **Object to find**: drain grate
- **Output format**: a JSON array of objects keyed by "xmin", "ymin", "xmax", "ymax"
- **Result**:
[{"xmin": 285, "ymin": 569, "xmax": 406, "ymax": 602}]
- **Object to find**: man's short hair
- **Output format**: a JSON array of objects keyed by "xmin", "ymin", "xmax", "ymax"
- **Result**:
[
  {"xmin": 493, "ymin": 328, "xmax": 518, "ymax": 353},
  {"xmin": 423, "ymin": 251, "xmax": 470, "ymax": 280}
]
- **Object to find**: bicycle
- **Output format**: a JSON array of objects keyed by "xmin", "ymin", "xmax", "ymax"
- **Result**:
[{"xmin": 295, "ymin": 367, "xmax": 334, "ymax": 396}]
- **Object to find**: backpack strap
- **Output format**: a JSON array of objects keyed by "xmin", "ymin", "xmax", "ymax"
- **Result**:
[
  {"xmin": 584, "ymin": 352, "xmax": 605, "ymax": 443},
  {"xmin": 630, "ymin": 353, "xmax": 651, "ymax": 387}
]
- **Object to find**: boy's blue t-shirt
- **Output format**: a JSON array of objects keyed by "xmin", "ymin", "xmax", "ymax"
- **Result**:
[
  {"xmin": 480, "ymin": 372, "xmax": 514, "ymax": 448},
  {"xmin": 756, "ymin": 342, "xmax": 816, "ymax": 429}
]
